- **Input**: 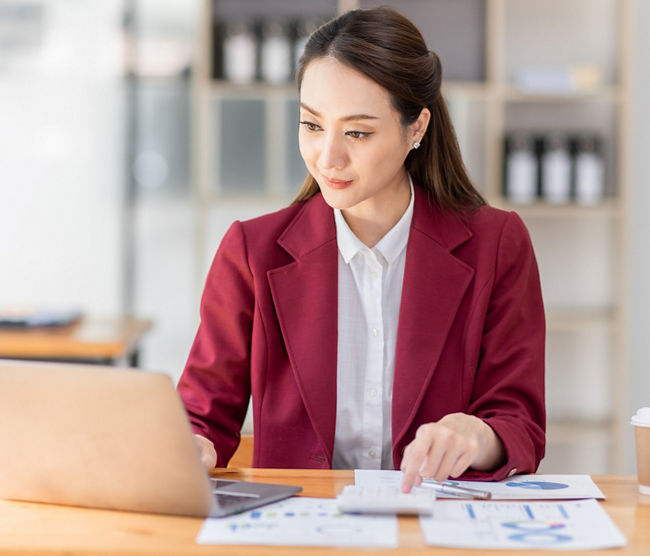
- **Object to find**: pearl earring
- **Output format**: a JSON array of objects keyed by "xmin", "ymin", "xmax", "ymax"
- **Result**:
[{"xmin": 413, "ymin": 141, "xmax": 421, "ymax": 150}]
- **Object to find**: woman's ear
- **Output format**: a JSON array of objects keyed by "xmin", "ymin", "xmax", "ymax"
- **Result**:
[{"xmin": 410, "ymin": 107, "xmax": 431, "ymax": 145}]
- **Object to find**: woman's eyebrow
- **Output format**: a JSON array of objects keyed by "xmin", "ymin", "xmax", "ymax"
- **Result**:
[{"xmin": 300, "ymin": 102, "xmax": 379, "ymax": 122}]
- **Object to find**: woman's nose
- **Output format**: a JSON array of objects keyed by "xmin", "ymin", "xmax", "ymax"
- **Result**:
[{"xmin": 318, "ymin": 133, "xmax": 348, "ymax": 170}]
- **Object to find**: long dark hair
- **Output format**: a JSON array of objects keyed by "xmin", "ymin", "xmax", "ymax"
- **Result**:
[{"xmin": 293, "ymin": 7, "xmax": 486, "ymax": 212}]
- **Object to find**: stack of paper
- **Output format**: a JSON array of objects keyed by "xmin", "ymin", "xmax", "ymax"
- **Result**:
[
  {"xmin": 197, "ymin": 472, "xmax": 626, "ymax": 550},
  {"xmin": 356, "ymin": 471, "xmax": 624, "ymax": 550}
]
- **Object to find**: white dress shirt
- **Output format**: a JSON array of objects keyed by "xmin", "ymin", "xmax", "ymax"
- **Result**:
[{"xmin": 331, "ymin": 181, "xmax": 414, "ymax": 469}]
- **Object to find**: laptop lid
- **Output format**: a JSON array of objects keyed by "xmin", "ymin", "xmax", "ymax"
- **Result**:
[{"xmin": 0, "ymin": 360, "xmax": 226, "ymax": 516}]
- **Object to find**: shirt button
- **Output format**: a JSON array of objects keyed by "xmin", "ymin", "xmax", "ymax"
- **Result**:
[
  {"xmin": 368, "ymin": 450, "xmax": 377, "ymax": 458},
  {"xmin": 368, "ymin": 388, "xmax": 377, "ymax": 398},
  {"xmin": 371, "ymin": 327, "xmax": 379, "ymax": 337}
]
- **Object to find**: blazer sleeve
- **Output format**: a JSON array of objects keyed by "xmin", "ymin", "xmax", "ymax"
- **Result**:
[
  {"xmin": 463, "ymin": 211, "xmax": 546, "ymax": 481},
  {"xmin": 177, "ymin": 220, "xmax": 254, "ymax": 467}
]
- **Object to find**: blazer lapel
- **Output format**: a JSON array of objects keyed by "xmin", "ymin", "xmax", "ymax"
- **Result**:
[
  {"xmin": 267, "ymin": 195, "xmax": 338, "ymax": 462},
  {"xmin": 392, "ymin": 190, "xmax": 475, "ymax": 447}
]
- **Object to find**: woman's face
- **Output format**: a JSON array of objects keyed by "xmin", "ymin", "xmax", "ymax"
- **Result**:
[{"xmin": 299, "ymin": 56, "xmax": 423, "ymax": 216}]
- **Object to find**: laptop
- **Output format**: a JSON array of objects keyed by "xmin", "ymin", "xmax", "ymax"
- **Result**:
[{"xmin": 0, "ymin": 359, "xmax": 301, "ymax": 517}]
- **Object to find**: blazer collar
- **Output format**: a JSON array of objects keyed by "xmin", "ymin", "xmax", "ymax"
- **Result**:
[
  {"xmin": 276, "ymin": 193, "xmax": 336, "ymax": 259},
  {"xmin": 392, "ymin": 188, "xmax": 475, "ymax": 451},
  {"xmin": 410, "ymin": 186, "xmax": 474, "ymax": 251},
  {"xmin": 275, "ymin": 185, "xmax": 472, "ymax": 256},
  {"xmin": 269, "ymin": 194, "xmax": 339, "ymax": 463}
]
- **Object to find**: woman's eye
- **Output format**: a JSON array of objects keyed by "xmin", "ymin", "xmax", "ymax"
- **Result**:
[
  {"xmin": 299, "ymin": 120, "xmax": 320, "ymax": 132},
  {"xmin": 346, "ymin": 131, "xmax": 370, "ymax": 140}
]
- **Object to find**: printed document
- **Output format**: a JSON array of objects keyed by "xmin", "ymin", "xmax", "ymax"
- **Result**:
[
  {"xmin": 196, "ymin": 496, "xmax": 398, "ymax": 547},
  {"xmin": 419, "ymin": 498, "xmax": 625, "ymax": 550},
  {"xmin": 354, "ymin": 470, "xmax": 605, "ymax": 499}
]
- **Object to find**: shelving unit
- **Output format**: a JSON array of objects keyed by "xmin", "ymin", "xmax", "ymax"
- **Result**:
[{"xmin": 192, "ymin": 0, "xmax": 633, "ymax": 472}]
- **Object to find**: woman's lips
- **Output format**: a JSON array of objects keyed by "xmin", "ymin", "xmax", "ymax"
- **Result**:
[{"xmin": 322, "ymin": 175, "xmax": 353, "ymax": 189}]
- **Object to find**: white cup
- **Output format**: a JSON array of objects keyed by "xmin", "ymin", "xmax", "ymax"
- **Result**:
[{"xmin": 631, "ymin": 407, "xmax": 650, "ymax": 495}]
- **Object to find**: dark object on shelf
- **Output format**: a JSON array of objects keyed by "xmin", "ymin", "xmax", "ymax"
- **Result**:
[
  {"xmin": 260, "ymin": 19, "xmax": 292, "ymax": 84},
  {"xmin": 541, "ymin": 133, "xmax": 572, "ymax": 204},
  {"xmin": 503, "ymin": 132, "xmax": 538, "ymax": 204},
  {"xmin": 573, "ymin": 134, "xmax": 605, "ymax": 205},
  {"xmin": 221, "ymin": 19, "xmax": 258, "ymax": 83},
  {"xmin": 0, "ymin": 310, "xmax": 83, "ymax": 329},
  {"xmin": 503, "ymin": 131, "xmax": 606, "ymax": 206}
]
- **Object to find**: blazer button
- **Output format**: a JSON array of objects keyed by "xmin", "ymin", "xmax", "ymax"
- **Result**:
[{"xmin": 507, "ymin": 468, "xmax": 518, "ymax": 478}]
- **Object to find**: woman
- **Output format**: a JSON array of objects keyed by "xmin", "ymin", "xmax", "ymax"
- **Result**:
[{"xmin": 177, "ymin": 7, "xmax": 545, "ymax": 492}]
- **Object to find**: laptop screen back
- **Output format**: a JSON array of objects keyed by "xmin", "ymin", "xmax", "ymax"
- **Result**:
[{"xmin": 0, "ymin": 360, "xmax": 214, "ymax": 517}]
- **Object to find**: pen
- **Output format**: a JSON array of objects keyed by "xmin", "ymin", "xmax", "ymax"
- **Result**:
[{"xmin": 420, "ymin": 480, "xmax": 492, "ymax": 500}]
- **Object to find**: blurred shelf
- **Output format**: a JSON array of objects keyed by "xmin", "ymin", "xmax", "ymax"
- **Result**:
[
  {"xmin": 441, "ymin": 81, "xmax": 489, "ymax": 99},
  {"xmin": 490, "ymin": 198, "xmax": 621, "ymax": 218},
  {"xmin": 500, "ymin": 85, "xmax": 622, "ymax": 104}
]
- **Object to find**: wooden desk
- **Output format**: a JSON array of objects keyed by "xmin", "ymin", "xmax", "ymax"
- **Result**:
[
  {"xmin": 0, "ymin": 471, "xmax": 647, "ymax": 555},
  {"xmin": 0, "ymin": 316, "xmax": 152, "ymax": 366}
]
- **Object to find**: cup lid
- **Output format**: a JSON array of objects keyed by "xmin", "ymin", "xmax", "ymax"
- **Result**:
[{"xmin": 631, "ymin": 407, "xmax": 650, "ymax": 427}]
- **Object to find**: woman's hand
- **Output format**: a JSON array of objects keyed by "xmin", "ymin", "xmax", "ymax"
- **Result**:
[
  {"xmin": 400, "ymin": 413, "xmax": 504, "ymax": 493},
  {"xmin": 194, "ymin": 434, "xmax": 217, "ymax": 469}
]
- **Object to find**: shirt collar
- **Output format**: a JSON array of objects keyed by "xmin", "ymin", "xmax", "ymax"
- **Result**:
[
  {"xmin": 334, "ymin": 208, "xmax": 366, "ymax": 264},
  {"xmin": 334, "ymin": 177, "xmax": 414, "ymax": 265}
]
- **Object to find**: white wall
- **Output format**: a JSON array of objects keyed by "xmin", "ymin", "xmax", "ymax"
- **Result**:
[
  {"xmin": 133, "ymin": 196, "xmax": 197, "ymax": 378},
  {"xmin": 0, "ymin": 2, "xmax": 125, "ymax": 316}
]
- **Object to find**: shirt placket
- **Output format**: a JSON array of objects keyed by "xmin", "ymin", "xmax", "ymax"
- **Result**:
[{"xmin": 360, "ymin": 249, "xmax": 384, "ymax": 468}]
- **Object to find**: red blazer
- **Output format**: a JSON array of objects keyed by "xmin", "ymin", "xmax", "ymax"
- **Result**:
[{"xmin": 178, "ymin": 186, "xmax": 546, "ymax": 480}]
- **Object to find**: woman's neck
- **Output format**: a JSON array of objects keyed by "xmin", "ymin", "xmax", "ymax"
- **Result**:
[{"xmin": 341, "ymin": 177, "xmax": 411, "ymax": 248}]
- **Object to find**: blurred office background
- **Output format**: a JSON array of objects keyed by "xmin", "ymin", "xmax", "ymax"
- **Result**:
[{"xmin": 0, "ymin": 0, "xmax": 648, "ymax": 475}]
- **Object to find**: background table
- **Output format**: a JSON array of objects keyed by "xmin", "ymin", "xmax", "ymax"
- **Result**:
[
  {"xmin": 0, "ymin": 316, "xmax": 152, "ymax": 366},
  {"xmin": 0, "ymin": 471, "xmax": 647, "ymax": 555}
]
